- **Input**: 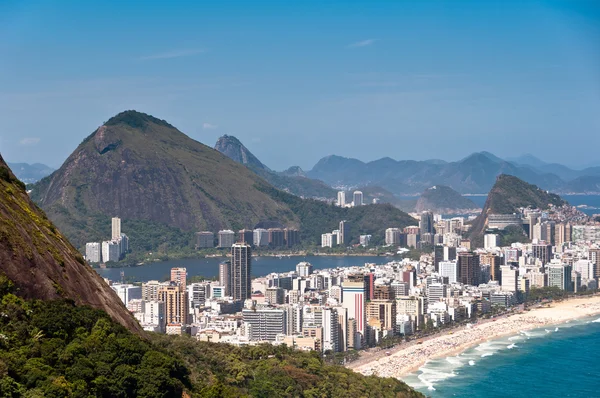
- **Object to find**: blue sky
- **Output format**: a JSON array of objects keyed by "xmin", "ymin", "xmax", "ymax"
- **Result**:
[{"xmin": 1, "ymin": 0, "xmax": 599, "ymax": 170}]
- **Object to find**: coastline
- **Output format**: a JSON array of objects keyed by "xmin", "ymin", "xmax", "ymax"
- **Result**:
[{"xmin": 348, "ymin": 295, "xmax": 600, "ymax": 379}]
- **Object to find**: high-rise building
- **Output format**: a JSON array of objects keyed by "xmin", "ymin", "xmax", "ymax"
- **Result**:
[
  {"xmin": 296, "ymin": 262, "xmax": 313, "ymax": 277},
  {"xmin": 439, "ymin": 261, "xmax": 458, "ymax": 284},
  {"xmin": 284, "ymin": 228, "xmax": 300, "ymax": 247},
  {"xmin": 547, "ymin": 263, "xmax": 573, "ymax": 291},
  {"xmin": 339, "ymin": 220, "xmax": 350, "ymax": 246},
  {"xmin": 532, "ymin": 243, "xmax": 553, "ymax": 267},
  {"xmin": 359, "ymin": 234, "xmax": 371, "ymax": 247},
  {"xmin": 268, "ymin": 228, "xmax": 285, "ymax": 247},
  {"xmin": 434, "ymin": 245, "xmax": 444, "ymax": 272},
  {"xmin": 366, "ymin": 299, "xmax": 396, "ymax": 331},
  {"xmin": 242, "ymin": 308, "xmax": 287, "ymax": 341},
  {"xmin": 444, "ymin": 246, "xmax": 457, "ymax": 261},
  {"xmin": 265, "ymin": 287, "xmax": 285, "ymax": 305},
  {"xmin": 342, "ymin": 277, "xmax": 366, "ymax": 340},
  {"xmin": 101, "ymin": 241, "xmax": 120, "ymax": 263},
  {"xmin": 111, "ymin": 284, "xmax": 141, "ymax": 305},
  {"xmin": 238, "ymin": 229, "xmax": 254, "ymax": 245},
  {"xmin": 352, "ymin": 191, "xmax": 363, "ymax": 207},
  {"xmin": 170, "ymin": 267, "xmax": 187, "ymax": 287},
  {"xmin": 143, "ymin": 301, "xmax": 165, "ymax": 333},
  {"xmin": 484, "ymin": 234, "xmax": 498, "ymax": 250},
  {"xmin": 231, "ymin": 243, "xmax": 252, "ymax": 301},
  {"xmin": 85, "ymin": 242, "xmax": 102, "ymax": 263},
  {"xmin": 588, "ymin": 248, "xmax": 600, "ymax": 280},
  {"xmin": 158, "ymin": 283, "xmax": 188, "ymax": 325},
  {"xmin": 219, "ymin": 261, "xmax": 232, "ymax": 295},
  {"xmin": 253, "ymin": 228, "xmax": 269, "ymax": 247},
  {"xmin": 337, "ymin": 191, "xmax": 346, "ymax": 207},
  {"xmin": 218, "ymin": 230, "xmax": 235, "ymax": 248},
  {"xmin": 195, "ymin": 231, "xmax": 214, "ymax": 249},
  {"xmin": 480, "ymin": 253, "xmax": 502, "ymax": 283},
  {"xmin": 141, "ymin": 280, "xmax": 163, "ymax": 302},
  {"xmin": 112, "ymin": 217, "xmax": 121, "ymax": 240},
  {"xmin": 321, "ymin": 233, "xmax": 337, "ymax": 248},
  {"xmin": 420, "ymin": 211, "xmax": 434, "ymax": 235},
  {"xmin": 501, "ymin": 266, "xmax": 518, "ymax": 292},
  {"xmin": 458, "ymin": 252, "xmax": 481, "ymax": 286},
  {"xmin": 385, "ymin": 228, "xmax": 402, "ymax": 245},
  {"xmin": 322, "ymin": 308, "xmax": 340, "ymax": 352}
]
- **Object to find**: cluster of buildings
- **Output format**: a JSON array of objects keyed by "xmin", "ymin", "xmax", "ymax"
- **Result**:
[
  {"xmin": 195, "ymin": 228, "xmax": 300, "ymax": 249},
  {"xmin": 336, "ymin": 190, "xmax": 378, "ymax": 207},
  {"xmin": 103, "ymin": 204, "xmax": 600, "ymax": 355},
  {"xmin": 85, "ymin": 217, "xmax": 129, "ymax": 263}
]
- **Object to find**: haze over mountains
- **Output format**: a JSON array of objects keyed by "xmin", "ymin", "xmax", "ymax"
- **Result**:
[{"xmin": 307, "ymin": 152, "xmax": 600, "ymax": 195}]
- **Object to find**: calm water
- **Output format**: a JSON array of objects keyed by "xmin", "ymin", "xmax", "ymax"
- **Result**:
[
  {"xmin": 466, "ymin": 194, "xmax": 600, "ymax": 216},
  {"xmin": 404, "ymin": 317, "xmax": 600, "ymax": 397},
  {"xmin": 95, "ymin": 255, "xmax": 391, "ymax": 282}
]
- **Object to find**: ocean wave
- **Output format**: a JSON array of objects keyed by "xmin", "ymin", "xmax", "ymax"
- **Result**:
[
  {"xmin": 468, "ymin": 360, "xmax": 475, "ymax": 366},
  {"xmin": 593, "ymin": 318, "xmax": 600, "ymax": 323},
  {"xmin": 481, "ymin": 352, "xmax": 493, "ymax": 358},
  {"xmin": 507, "ymin": 343, "xmax": 517, "ymax": 349}
]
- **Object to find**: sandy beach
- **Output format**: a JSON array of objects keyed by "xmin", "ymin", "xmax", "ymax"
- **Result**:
[{"xmin": 349, "ymin": 295, "xmax": 600, "ymax": 379}]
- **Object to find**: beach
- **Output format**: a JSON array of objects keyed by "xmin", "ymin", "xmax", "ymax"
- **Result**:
[{"xmin": 349, "ymin": 295, "xmax": 600, "ymax": 379}]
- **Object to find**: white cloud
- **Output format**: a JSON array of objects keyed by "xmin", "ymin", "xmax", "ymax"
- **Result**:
[
  {"xmin": 347, "ymin": 39, "xmax": 376, "ymax": 48},
  {"xmin": 202, "ymin": 123, "xmax": 217, "ymax": 129},
  {"xmin": 19, "ymin": 137, "xmax": 40, "ymax": 145},
  {"xmin": 140, "ymin": 49, "xmax": 205, "ymax": 60}
]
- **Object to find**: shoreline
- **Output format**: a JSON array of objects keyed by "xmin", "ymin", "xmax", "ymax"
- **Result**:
[{"xmin": 348, "ymin": 295, "xmax": 600, "ymax": 379}]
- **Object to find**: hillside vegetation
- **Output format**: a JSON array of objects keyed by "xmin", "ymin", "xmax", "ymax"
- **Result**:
[
  {"xmin": 0, "ymin": 155, "xmax": 138, "ymax": 331},
  {"xmin": 0, "ymin": 281, "xmax": 422, "ymax": 397},
  {"xmin": 29, "ymin": 111, "xmax": 415, "ymax": 257},
  {"xmin": 469, "ymin": 174, "xmax": 567, "ymax": 239},
  {"xmin": 415, "ymin": 185, "xmax": 478, "ymax": 213}
]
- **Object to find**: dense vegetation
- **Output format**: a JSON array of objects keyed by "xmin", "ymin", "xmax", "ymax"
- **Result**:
[
  {"xmin": 0, "ymin": 276, "xmax": 421, "ymax": 398},
  {"xmin": 415, "ymin": 185, "xmax": 478, "ymax": 212},
  {"xmin": 259, "ymin": 185, "xmax": 417, "ymax": 246},
  {"xmin": 470, "ymin": 174, "xmax": 567, "ymax": 239}
]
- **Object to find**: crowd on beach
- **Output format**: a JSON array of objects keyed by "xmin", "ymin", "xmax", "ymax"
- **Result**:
[{"xmin": 355, "ymin": 298, "xmax": 600, "ymax": 379}]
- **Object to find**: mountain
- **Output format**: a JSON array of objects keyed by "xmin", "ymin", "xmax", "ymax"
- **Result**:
[
  {"xmin": 469, "ymin": 174, "xmax": 567, "ymax": 238},
  {"xmin": 30, "ymin": 111, "xmax": 298, "ymax": 251},
  {"xmin": 30, "ymin": 111, "xmax": 414, "ymax": 254},
  {"xmin": 214, "ymin": 134, "xmax": 270, "ymax": 171},
  {"xmin": 6, "ymin": 162, "xmax": 54, "ymax": 183},
  {"xmin": 215, "ymin": 134, "xmax": 336, "ymax": 198},
  {"xmin": 506, "ymin": 153, "xmax": 548, "ymax": 169},
  {"xmin": 1, "ymin": 154, "xmax": 422, "ymax": 397},
  {"xmin": 415, "ymin": 185, "xmax": 479, "ymax": 213},
  {"xmin": 0, "ymin": 156, "xmax": 139, "ymax": 332},
  {"xmin": 562, "ymin": 175, "xmax": 600, "ymax": 194},
  {"xmin": 308, "ymin": 152, "xmax": 564, "ymax": 195}
]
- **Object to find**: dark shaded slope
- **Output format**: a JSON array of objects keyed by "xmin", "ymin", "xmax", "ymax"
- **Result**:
[
  {"xmin": 0, "ymin": 156, "xmax": 140, "ymax": 332},
  {"xmin": 469, "ymin": 174, "xmax": 567, "ymax": 238}
]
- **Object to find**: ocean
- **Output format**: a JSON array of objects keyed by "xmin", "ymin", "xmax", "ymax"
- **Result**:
[
  {"xmin": 404, "ymin": 316, "xmax": 600, "ymax": 397},
  {"xmin": 95, "ymin": 255, "xmax": 389, "ymax": 282}
]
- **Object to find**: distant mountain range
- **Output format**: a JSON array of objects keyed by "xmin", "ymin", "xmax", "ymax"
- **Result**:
[
  {"xmin": 306, "ymin": 151, "xmax": 600, "ymax": 195},
  {"xmin": 7, "ymin": 162, "xmax": 54, "ymax": 184}
]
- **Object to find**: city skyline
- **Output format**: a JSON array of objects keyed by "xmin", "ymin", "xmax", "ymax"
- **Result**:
[{"xmin": 1, "ymin": 1, "xmax": 599, "ymax": 170}]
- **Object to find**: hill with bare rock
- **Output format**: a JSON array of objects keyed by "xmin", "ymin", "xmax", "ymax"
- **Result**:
[
  {"xmin": 469, "ymin": 174, "xmax": 567, "ymax": 238},
  {"xmin": 29, "ymin": 111, "xmax": 415, "ymax": 255},
  {"xmin": 0, "ymin": 156, "xmax": 140, "ymax": 332}
]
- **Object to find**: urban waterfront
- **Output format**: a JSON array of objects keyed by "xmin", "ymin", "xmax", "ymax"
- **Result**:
[
  {"xmin": 468, "ymin": 194, "xmax": 600, "ymax": 216},
  {"xmin": 95, "ymin": 255, "xmax": 393, "ymax": 282}
]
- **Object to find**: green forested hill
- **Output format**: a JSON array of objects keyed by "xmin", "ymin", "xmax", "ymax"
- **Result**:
[
  {"xmin": 0, "ymin": 284, "xmax": 422, "ymax": 397},
  {"xmin": 29, "ymin": 111, "xmax": 415, "ymax": 256}
]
